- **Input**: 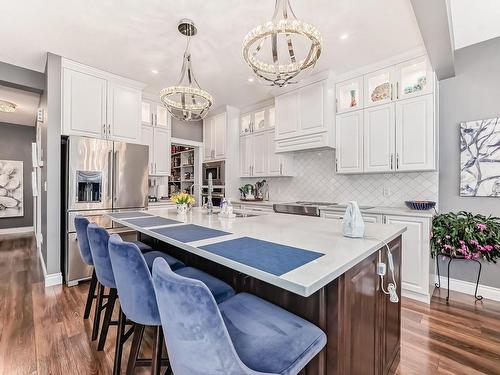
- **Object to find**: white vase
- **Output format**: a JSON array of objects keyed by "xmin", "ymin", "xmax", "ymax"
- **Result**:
[{"xmin": 176, "ymin": 203, "xmax": 188, "ymax": 215}]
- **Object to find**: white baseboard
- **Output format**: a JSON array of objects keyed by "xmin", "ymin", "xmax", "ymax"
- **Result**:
[
  {"xmin": 438, "ymin": 276, "xmax": 500, "ymax": 302},
  {"xmin": 402, "ymin": 289, "xmax": 432, "ymax": 304},
  {"xmin": 36, "ymin": 241, "xmax": 63, "ymax": 288},
  {"xmin": 45, "ymin": 272, "xmax": 63, "ymax": 287},
  {"xmin": 0, "ymin": 226, "xmax": 34, "ymax": 235}
]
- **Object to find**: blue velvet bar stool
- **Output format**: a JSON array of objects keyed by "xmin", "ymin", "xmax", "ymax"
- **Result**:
[
  {"xmin": 73, "ymin": 216, "xmax": 154, "ymax": 326},
  {"xmin": 87, "ymin": 224, "xmax": 185, "ymax": 375},
  {"xmin": 108, "ymin": 234, "xmax": 236, "ymax": 375},
  {"xmin": 152, "ymin": 257, "xmax": 327, "ymax": 375},
  {"xmin": 74, "ymin": 216, "xmax": 99, "ymax": 323}
]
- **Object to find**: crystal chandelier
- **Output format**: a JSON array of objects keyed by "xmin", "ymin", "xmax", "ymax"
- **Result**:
[
  {"xmin": 160, "ymin": 19, "xmax": 213, "ymax": 122},
  {"xmin": 0, "ymin": 100, "xmax": 17, "ymax": 113},
  {"xmin": 242, "ymin": 0, "xmax": 322, "ymax": 87}
]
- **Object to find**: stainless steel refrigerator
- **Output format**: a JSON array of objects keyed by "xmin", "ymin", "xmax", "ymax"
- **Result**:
[{"xmin": 62, "ymin": 136, "xmax": 149, "ymax": 285}]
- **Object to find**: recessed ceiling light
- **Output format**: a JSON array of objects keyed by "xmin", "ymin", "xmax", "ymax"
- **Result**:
[
  {"xmin": 151, "ymin": 69, "xmax": 159, "ymax": 74},
  {"xmin": 340, "ymin": 33, "xmax": 349, "ymax": 40},
  {"xmin": 0, "ymin": 100, "xmax": 16, "ymax": 113},
  {"xmin": 247, "ymin": 77, "xmax": 255, "ymax": 83}
]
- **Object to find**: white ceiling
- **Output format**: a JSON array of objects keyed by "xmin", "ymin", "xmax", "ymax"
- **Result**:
[
  {"xmin": 450, "ymin": 0, "xmax": 500, "ymax": 50},
  {"xmin": 0, "ymin": 0, "xmax": 423, "ymax": 109},
  {"xmin": 0, "ymin": 86, "xmax": 40, "ymax": 126}
]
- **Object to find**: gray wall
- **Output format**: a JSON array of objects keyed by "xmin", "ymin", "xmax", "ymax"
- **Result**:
[
  {"xmin": 0, "ymin": 61, "xmax": 44, "ymax": 93},
  {"xmin": 439, "ymin": 37, "xmax": 500, "ymax": 287},
  {"xmin": 0, "ymin": 123, "xmax": 35, "ymax": 229},
  {"xmin": 37, "ymin": 53, "xmax": 62, "ymax": 275},
  {"xmin": 171, "ymin": 118, "xmax": 203, "ymax": 142}
]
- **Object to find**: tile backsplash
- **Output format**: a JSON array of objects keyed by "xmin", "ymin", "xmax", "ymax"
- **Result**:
[{"xmin": 243, "ymin": 149, "xmax": 438, "ymax": 207}]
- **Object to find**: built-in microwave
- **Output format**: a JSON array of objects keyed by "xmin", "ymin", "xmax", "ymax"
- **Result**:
[{"xmin": 202, "ymin": 161, "xmax": 225, "ymax": 186}]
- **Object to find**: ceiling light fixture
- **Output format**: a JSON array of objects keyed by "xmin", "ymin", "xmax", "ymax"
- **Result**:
[
  {"xmin": 242, "ymin": 0, "xmax": 322, "ymax": 87},
  {"xmin": 340, "ymin": 33, "xmax": 349, "ymax": 40},
  {"xmin": 151, "ymin": 69, "xmax": 159, "ymax": 74},
  {"xmin": 160, "ymin": 19, "xmax": 213, "ymax": 122},
  {"xmin": 0, "ymin": 100, "xmax": 16, "ymax": 113}
]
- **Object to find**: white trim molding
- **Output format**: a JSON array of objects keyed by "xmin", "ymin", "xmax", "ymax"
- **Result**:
[
  {"xmin": 36, "ymin": 241, "xmax": 63, "ymax": 288},
  {"xmin": 0, "ymin": 226, "xmax": 34, "ymax": 235},
  {"xmin": 438, "ymin": 276, "xmax": 500, "ymax": 302}
]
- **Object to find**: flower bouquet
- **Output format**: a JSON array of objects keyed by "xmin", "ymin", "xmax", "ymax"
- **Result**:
[
  {"xmin": 170, "ymin": 192, "xmax": 195, "ymax": 215},
  {"xmin": 431, "ymin": 211, "xmax": 500, "ymax": 262}
]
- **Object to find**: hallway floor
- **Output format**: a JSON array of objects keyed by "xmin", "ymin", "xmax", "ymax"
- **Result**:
[{"xmin": 1, "ymin": 233, "xmax": 499, "ymax": 375}]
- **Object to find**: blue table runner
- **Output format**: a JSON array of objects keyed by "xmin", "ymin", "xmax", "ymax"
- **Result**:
[
  {"xmin": 108, "ymin": 211, "xmax": 153, "ymax": 219},
  {"xmin": 124, "ymin": 216, "xmax": 182, "ymax": 228},
  {"xmin": 200, "ymin": 237, "xmax": 324, "ymax": 276},
  {"xmin": 151, "ymin": 224, "xmax": 231, "ymax": 243}
]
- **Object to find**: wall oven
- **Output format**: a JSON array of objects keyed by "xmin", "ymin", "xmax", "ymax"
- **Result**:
[{"xmin": 202, "ymin": 161, "xmax": 225, "ymax": 186}]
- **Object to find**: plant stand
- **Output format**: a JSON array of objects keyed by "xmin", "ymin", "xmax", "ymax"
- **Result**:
[{"xmin": 435, "ymin": 253, "xmax": 483, "ymax": 303}]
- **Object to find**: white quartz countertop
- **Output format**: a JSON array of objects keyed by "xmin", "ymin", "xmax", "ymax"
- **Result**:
[
  {"xmin": 108, "ymin": 208, "xmax": 406, "ymax": 297},
  {"xmin": 321, "ymin": 205, "xmax": 436, "ymax": 218}
]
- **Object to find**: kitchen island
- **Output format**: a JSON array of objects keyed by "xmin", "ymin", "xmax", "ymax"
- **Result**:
[{"xmin": 108, "ymin": 208, "xmax": 406, "ymax": 375}]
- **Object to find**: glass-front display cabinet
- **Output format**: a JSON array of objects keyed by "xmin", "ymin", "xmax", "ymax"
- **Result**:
[
  {"xmin": 336, "ymin": 77, "xmax": 363, "ymax": 113},
  {"xmin": 396, "ymin": 56, "xmax": 433, "ymax": 100},
  {"xmin": 364, "ymin": 67, "xmax": 395, "ymax": 107}
]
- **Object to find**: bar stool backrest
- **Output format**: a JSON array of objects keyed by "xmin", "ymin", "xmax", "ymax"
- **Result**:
[
  {"xmin": 74, "ymin": 216, "xmax": 93, "ymax": 266},
  {"xmin": 87, "ymin": 223, "xmax": 116, "ymax": 289}
]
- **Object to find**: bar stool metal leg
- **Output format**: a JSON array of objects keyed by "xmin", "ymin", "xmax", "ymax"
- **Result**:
[
  {"xmin": 98, "ymin": 288, "xmax": 118, "ymax": 351},
  {"xmin": 84, "ymin": 269, "xmax": 98, "ymax": 319},
  {"xmin": 92, "ymin": 283, "xmax": 105, "ymax": 341},
  {"xmin": 151, "ymin": 326, "xmax": 163, "ymax": 375},
  {"xmin": 126, "ymin": 324, "xmax": 145, "ymax": 375},
  {"xmin": 113, "ymin": 307, "xmax": 127, "ymax": 375}
]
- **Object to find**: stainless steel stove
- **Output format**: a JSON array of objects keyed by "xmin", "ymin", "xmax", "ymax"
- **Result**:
[{"xmin": 273, "ymin": 201, "xmax": 375, "ymax": 217}]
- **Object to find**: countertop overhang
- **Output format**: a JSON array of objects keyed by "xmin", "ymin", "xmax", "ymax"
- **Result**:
[{"xmin": 108, "ymin": 208, "xmax": 406, "ymax": 297}]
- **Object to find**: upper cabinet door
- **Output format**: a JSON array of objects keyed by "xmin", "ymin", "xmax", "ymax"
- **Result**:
[
  {"xmin": 63, "ymin": 68, "xmax": 107, "ymax": 137},
  {"xmin": 336, "ymin": 77, "xmax": 363, "ymax": 113},
  {"xmin": 141, "ymin": 125, "xmax": 154, "ymax": 174},
  {"xmin": 396, "ymin": 56, "xmax": 433, "ymax": 100},
  {"xmin": 239, "ymin": 135, "xmax": 253, "ymax": 177},
  {"xmin": 141, "ymin": 101, "xmax": 153, "ymax": 127},
  {"xmin": 335, "ymin": 111, "xmax": 364, "ymax": 174},
  {"xmin": 252, "ymin": 132, "xmax": 268, "ymax": 176},
  {"xmin": 153, "ymin": 127, "xmax": 171, "ymax": 176},
  {"xmin": 268, "ymin": 107, "xmax": 276, "ymax": 129},
  {"xmin": 395, "ymin": 94, "xmax": 435, "ymax": 171},
  {"xmin": 299, "ymin": 81, "xmax": 325, "ymax": 133},
  {"xmin": 267, "ymin": 131, "xmax": 281, "ymax": 176},
  {"xmin": 240, "ymin": 113, "xmax": 252, "ymax": 135},
  {"xmin": 363, "ymin": 103, "xmax": 395, "ymax": 173},
  {"xmin": 275, "ymin": 91, "xmax": 299, "ymax": 138},
  {"xmin": 364, "ymin": 67, "xmax": 395, "ymax": 107},
  {"xmin": 203, "ymin": 117, "xmax": 214, "ymax": 161},
  {"xmin": 213, "ymin": 113, "xmax": 226, "ymax": 159},
  {"xmin": 253, "ymin": 109, "xmax": 266, "ymax": 132},
  {"xmin": 156, "ymin": 105, "xmax": 170, "ymax": 128},
  {"xmin": 108, "ymin": 82, "xmax": 142, "ymax": 142}
]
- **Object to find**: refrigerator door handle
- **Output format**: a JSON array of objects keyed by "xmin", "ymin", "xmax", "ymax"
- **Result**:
[
  {"xmin": 113, "ymin": 150, "xmax": 119, "ymax": 201},
  {"xmin": 108, "ymin": 150, "xmax": 113, "ymax": 201}
]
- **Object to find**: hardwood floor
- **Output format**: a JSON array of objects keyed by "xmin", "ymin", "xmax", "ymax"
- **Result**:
[{"xmin": 1, "ymin": 233, "xmax": 499, "ymax": 375}]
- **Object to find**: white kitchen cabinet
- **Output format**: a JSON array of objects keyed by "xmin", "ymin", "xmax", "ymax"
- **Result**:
[
  {"xmin": 142, "ymin": 100, "xmax": 171, "ymax": 128},
  {"xmin": 62, "ymin": 60, "xmax": 144, "ymax": 143},
  {"xmin": 395, "ymin": 94, "xmax": 435, "ymax": 171},
  {"xmin": 240, "ymin": 106, "xmax": 275, "ymax": 135},
  {"xmin": 335, "ymin": 111, "xmax": 363, "ymax": 174},
  {"xmin": 239, "ymin": 136, "xmax": 253, "ymax": 177},
  {"xmin": 384, "ymin": 214, "xmax": 434, "ymax": 303},
  {"xmin": 252, "ymin": 132, "xmax": 268, "ymax": 176},
  {"xmin": 275, "ymin": 91, "xmax": 299, "ymax": 138},
  {"xmin": 142, "ymin": 125, "xmax": 171, "ymax": 176},
  {"xmin": 107, "ymin": 82, "xmax": 142, "ymax": 143},
  {"xmin": 336, "ymin": 77, "xmax": 363, "ymax": 113},
  {"xmin": 396, "ymin": 56, "xmax": 433, "ymax": 100},
  {"xmin": 364, "ymin": 67, "xmax": 395, "ymax": 108},
  {"xmin": 62, "ymin": 68, "xmax": 107, "ymax": 138},
  {"xmin": 363, "ymin": 103, "xmax": 396, "ymax": 173},
  {"xmin": 275, "ymin": 79, "xmax": 334, "ymax": 152},
  {"xmin": 204, "ymin": 113, "xmax": 227, "ymax": 161}
]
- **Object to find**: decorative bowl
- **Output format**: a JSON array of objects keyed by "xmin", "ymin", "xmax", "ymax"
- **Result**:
[{"xmin": 405, "ymin": 200, "xmax": 436, "ymax": 211}]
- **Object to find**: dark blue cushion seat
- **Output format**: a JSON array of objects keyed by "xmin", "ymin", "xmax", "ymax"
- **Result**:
[
  {"xmin": 175, "ymin": 267, "xmax": 235, "ymax": 304},
  {"xmin": 143, "ymin": 251, "xmax": 185, "ymax": 272},
  {"xmin": 219, "ymin": 293, "xmax": 327, "ymax": 375},
  {"xmin": 133, "ymin": 240, "xmax": 153, "ymax": 253}
]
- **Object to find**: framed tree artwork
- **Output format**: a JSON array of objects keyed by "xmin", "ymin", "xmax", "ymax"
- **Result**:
[
  {"xmin": 460, "ymin": 117, "xmax": 500, "ymax": 197},
  {"xmin": 0, "ymin": 160, "xmax": 24, "ymax": 217}
]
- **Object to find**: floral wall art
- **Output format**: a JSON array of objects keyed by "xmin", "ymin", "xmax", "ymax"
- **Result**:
[
  {"xmin": 0, "ymin": 160, "xmax": 24, "ymax": 218},
  {"xmin": 460, "ymin": 117, "xmax": 500, "ymax": 197}
]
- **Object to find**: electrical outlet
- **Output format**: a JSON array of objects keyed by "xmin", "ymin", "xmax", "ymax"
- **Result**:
[{"xmin": 383, "ymin": 185, "xmax": 391, "ymax": 197}]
